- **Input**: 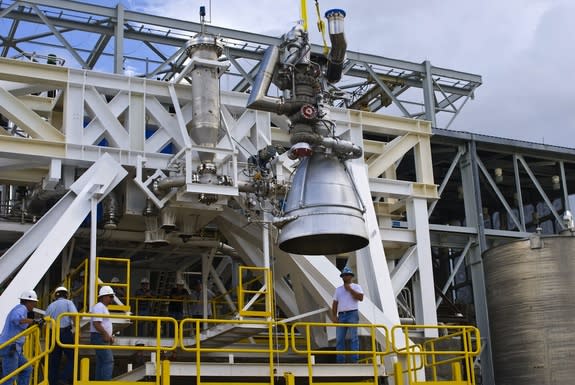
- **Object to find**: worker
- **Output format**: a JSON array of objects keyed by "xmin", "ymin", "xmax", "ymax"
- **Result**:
[
  {"xmin": 0, "ymin": 290, "xmax": 43, "ymax": 385},
  {"xmin": 190, "ymin": 279, "xmax": 214, "ymax": 318},
  {"xmin": 134, "ymin": 277, "xmax": 154, "ymax": 336},
  {"xmin": 89, "ymin": 286, "xmax": 115, "ymax": 380},
  {"xmin": 45, "ymin": 286, "xmax": 78, "ymax": 385},
  {"xmin": 331, "ymin": 266, "xmax": 364, "ymax": 363},
  {"xmin": 111, "ymin": 277, "xmax": 125, "ymax": 302},
  {"xmin": 129, "ymin": 340, "xmax": 148, "ymax": 368},
  {"xmin": 168, "ymin": 279, "xmax": 187, "ymax": 337}
]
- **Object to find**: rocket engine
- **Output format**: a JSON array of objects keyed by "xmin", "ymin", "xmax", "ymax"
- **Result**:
[{"xmin": 247, "ymin": 9, "xmax": 369, "ymax": 255}]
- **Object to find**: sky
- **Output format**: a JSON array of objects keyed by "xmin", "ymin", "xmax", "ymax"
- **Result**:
[{"xmin": 121, "ymin": 0, "xmax": 575, "ymax": 148}]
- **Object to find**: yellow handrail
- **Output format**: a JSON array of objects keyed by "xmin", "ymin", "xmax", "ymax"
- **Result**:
[
  {"xmin": 55, "ymin": 312, "xmax": 178, "ymax": 385},
  {"xmin": 180, "ymin": 318, "xmax": 289, "ymax": 385},
  {"xmin": 0, "ymin": 318, "xmax": 55, "ymax": 385},
  {"xmin": 95, "ymin": 257, "xmax": 131, "ymax": 312},
  {"xmin": 238, "ymin": 266, "xmax": 273, "ymax": 317},
  {"xmin": 391, "ymin": 325, "xmax": 480, "ymax": 385},
  {"xmin": 291, "ymin": 321, "xmax": 390, "ymax": 385}
]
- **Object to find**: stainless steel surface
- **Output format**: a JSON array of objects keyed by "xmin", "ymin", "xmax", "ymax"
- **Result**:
[
  {"xmin": 186, "ymin": 34, "xmax": 223, "ymax": 162},
  {"xmin": 278, "ymin": 152, "xmax": 368, "ymax": 255},
  {"xmin": 246, "ymin": 45, "xmax": 281, "ymax": 113},
  {"xmin": 483, "ymin": 234, "xmax": 575, "ymax": 385}
]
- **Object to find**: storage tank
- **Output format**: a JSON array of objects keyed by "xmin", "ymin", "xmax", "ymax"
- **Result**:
[{"xmin": 483, "ymin": 233, "xmax": 575, "ymax": 385}]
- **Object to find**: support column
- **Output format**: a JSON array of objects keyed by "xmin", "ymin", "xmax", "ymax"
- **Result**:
[
  {"xmin": 114, "ymin": 4, "xmax": 125, "ymax": 75},
  {"xmin": 406, "ymin": 197, "xmax": 437, "ymax": 337},
  {"xmin": 460, "ymin": 141, "xmax": 495, "ymax": 385},
  {"xmin": 423, "ymin": 60, "xmax": 437, "ymax": 128}
]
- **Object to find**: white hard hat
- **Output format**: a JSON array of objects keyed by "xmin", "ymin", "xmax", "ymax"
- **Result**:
[
  {"xmin": 176, "ymin": 279, "xmax": 185, "ymax": 285},
  {"xmin": 140, "ymin": 278, "xmax": 150, "ymax": 284},
  {"xmin": 54, "ymin": 286, "xmax": 68, "ymax": 294},
  {"xmin": 111, "ymin": 277, "xmax": 120, "ymax": 283},
  {"xmin": 19, "ymin": 290, "xmax": 38, "ymax": 301},
  {"xmin": 98, "ymin": 285, "xmax": 115, "ymax": 297}
]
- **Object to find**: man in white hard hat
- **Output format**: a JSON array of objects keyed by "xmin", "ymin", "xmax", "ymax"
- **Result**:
[
  {"xmin": 332, "ymin": 266, "xmax": 364, "ymax": 363},
  {"xmin": 168, "ymin": 279, "xmax": 187, "ymax": 337},
  {"xmin": 110, "ymin": 277, "xmax": 125, "ymax": 302},
  {"xmin": 0, "ymin": 290, "xmax": 42, "ymax": 385},
  {"xmin": 89, "ymin": 286, "xmax": 116, "ymax": 380},
  {"xmin": 46, "ymin": 286, "xmax": 78, "ymax": 385},
  {"xmin": 134, "ymin": 277, "xmax": 154, "ymax": 336}
]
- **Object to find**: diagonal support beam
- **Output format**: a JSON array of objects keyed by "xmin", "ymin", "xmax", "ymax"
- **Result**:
[
  {"xmin": 517, "ymin": 154, "xmax": 565, "ymax": 230},
  {"xmin": 0, "ymin": 87, "xmax": 64, "ymax": 141},
  {"xmin": 476, "ymin": 156, "xmax": 524, "ymax": 231},
  {"xmin": 364, "ymin": 63, "xmax": 411, "ymax": 117},
  {"xmin": 436, "ymin": 238, "xmax": 473, "ymax": 308},
  {"xmin": 390, "ymin": 245, "xmax": 417, "ymax": 296},
  {"xmin": 30, "ymin": 4, "xmax": 88, "ymax": 68},
  {"xmin": 429, "ymin": 146, "xmax": 465, "ymax": 217},
  {"xmin": 367, "ymin": 133, "xmax": 419, "ymax": 178},
  {"xmin": 0, "ymin": 154, "xmax": 127, "ymax": 330}
]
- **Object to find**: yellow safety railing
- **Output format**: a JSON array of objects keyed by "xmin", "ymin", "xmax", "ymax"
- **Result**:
[
  {"xmin": 95, "ymin": 257, "xmax": 131, "ymax": 312},
  {"xmin": 391, "ymin": 325, "xmax": 480, "ymax": 385},
  {"xmin": 180, "ymin": 318, "xmax": 289, "ymax": 385},
  {"xmin": 66, "ymin": 260, "xmax": 88, "ymax": 313},
  {"xmin": 238, "ymin": 266, "xmax": 273, "ymax": 317},
  {"xmin": 56, "ymin": 312, "xmax": 178, "ymax": 385},
  {"xmin": 0, "ymin": 319, "xmax": 55, "ymax": 385},
  {"xmin": 291, "ymin": 321, "xmax": 390, "ymax": 385}
]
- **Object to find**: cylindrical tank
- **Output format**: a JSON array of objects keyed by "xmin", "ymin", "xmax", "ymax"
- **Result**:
[
  {"xmin": 483, "ymin": 234, "xmax": 575, "ymax": 385},
  {"xmin": 185, "ymin": 34, "xmax": 223, "ymax": 162}
]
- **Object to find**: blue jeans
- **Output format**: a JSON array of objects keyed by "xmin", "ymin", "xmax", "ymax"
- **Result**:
[
  {"xmin": 90, "ymin": 333, "xmax": 113, "ymax": 380},
  {"xmin": 0, "ymin": 344, "xmax": 32, "ymax": 385},
  {"xmin": 168, "ymin": 311, "xmax": 182, "ymax": 338},
  {"xmin": 137, "ymin": 309, "xmax": 150, "ymax": 337},
  {"xmin": 336, "ymin": 310, "xmax": 359, "ymax": 363},
  {"xmin": 49, "ymin": 327, "xmax": 75, "ymax": 385}
]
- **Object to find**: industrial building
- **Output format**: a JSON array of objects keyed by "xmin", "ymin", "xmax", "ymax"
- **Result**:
[{"xmin": 0, "ymin": 1, "xmax": 573, "ymax": 385}]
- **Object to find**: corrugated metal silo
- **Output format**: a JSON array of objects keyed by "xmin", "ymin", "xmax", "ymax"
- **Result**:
[{"xmin": 483, "ymin": 234, "xmax": 575, "ymax": 385}]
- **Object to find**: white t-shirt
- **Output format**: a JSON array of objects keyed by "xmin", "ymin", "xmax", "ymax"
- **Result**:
[
  {"xmin": 333, "ymin": 283, "xmax": 364, "ymax": 312},
  {"xmin": 89, "ymin": 302, "xmax": 112, "ymax": 335}
]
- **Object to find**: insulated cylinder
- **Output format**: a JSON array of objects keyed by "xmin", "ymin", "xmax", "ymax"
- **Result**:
[{"xmin": 186, "ymin": 35, "xmax": 224, "ymax": 162}]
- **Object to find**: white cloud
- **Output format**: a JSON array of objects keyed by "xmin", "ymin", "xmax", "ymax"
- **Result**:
[{"xmin": 134, "ymin": 0, "xmax": 575, "ymax": 147}]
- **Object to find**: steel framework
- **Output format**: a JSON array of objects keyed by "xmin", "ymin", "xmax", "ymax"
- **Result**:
[{"xmin": 1, "ymin": 2, "xmax": 575, "ymax": 385}]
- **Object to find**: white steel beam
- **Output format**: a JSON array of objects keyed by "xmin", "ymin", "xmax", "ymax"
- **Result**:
[
  {"xmin": 390, "ymin": 246, "xmax": 417, "ymax": 296},
  {"xmin": 367, "ymin": 134, "xmax": 419, "ymax": 178},
  {"xmin": 407, "ymin": 198, "xmax": 438, "ymax": 336},
  {"xmin": 0, "ymin": 154, "xmax": 127, "ymax": 330},
  {"xmin": 0, "ymin": 87, "xmax": 64, "ymax": 141}
]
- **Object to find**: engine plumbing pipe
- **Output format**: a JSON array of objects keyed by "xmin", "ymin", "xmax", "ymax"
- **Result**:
[{"xmin": 324, "ymin": 9, "xmax": 347, "ymax": 84}]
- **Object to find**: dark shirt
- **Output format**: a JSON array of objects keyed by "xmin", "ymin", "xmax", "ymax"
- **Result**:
[
  {"xmin": 134, "ymin": 288, "xmax": 154, "ymax": 313},
  {"xmin": 168, "ymin": 287, "xmax": 187, "ymax": 314}
]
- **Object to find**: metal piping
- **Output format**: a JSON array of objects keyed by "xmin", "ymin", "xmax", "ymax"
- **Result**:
[
  {"xmin": 324, "ymin": 9, "xmax": 347, "ymax": 84},
  {"xmin": 25, "ymin": 185, "xmax": 67, "ymax": 215},
  {"xmin": 246, "ymin": 45, "xmax": 283, "ymax": 113},
  {"xmin": 321, "ymin": 137, "xmax": 362, "ymax": 159},
  {"xmin": 154, "ymin": 176, "xmax": 185, "ymax": 193}
]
